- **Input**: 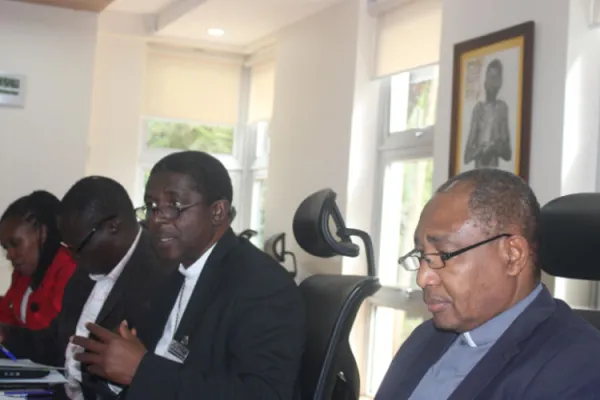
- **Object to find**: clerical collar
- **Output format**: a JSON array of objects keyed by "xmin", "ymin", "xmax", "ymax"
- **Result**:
[
  {"xmin": 178, "ymin": 243, "xmax": 216, "ymax": 280},
  {"xmin": 462, "ymin": 283, "xmax": 543, "ymax": 348}
]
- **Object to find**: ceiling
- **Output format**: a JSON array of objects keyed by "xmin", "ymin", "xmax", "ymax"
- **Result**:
[
  {"xmin": 7, "ymin": 0, "xmax": 114, "ymax": 12},
  {"xmin": 106, "ymin": 0, "xmax": 343, "ymax": 51}
]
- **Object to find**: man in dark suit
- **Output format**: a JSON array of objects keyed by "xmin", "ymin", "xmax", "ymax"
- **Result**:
[
  {"xmin": 0, "ymin": 177, "xmax": 166, "ymax": 399},
  {"xmin": 376, "ymin": 168, "xmax": 600, "ymax": 400},
  {"xmin": 72, "ymin": 151, "xmax": 306, "ymax": 400}
]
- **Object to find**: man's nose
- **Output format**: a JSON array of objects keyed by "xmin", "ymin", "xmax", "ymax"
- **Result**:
[{"xmin": 416, "ymin": 261, "xmax": 440, "ymax": 289}]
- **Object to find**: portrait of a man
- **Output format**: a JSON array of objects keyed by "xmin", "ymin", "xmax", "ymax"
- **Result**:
[
  {"xmin": 463, "ymin": 59, "xmax": 512, "ymax": 168},
  {"xmin": 449, "ymin": 21, "xmax": 534, "ymax": 180}
]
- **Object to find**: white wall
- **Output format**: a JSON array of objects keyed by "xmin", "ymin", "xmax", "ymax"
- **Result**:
[
  {"xmin": 0, "ymin": 1, "xmax": 98, "ymax": 291},
  {"xmin": 435, "ymin": 0, "xmax": 600, "ymax": 305},
  {"xmin": 434, "ymin": 0, "xmax": 571, "ymax": 203},
  {"xmin": 266, "ymin": 0, "xmax": 362, "ymax": 277},
  {"xmin": 86, "ymin": 33, "xmax": 147, "ymax": 200}
]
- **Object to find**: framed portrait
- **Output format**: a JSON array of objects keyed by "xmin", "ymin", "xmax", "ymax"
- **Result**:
[{"xmin": 448, "ymin": 21, "xmax": 534, "ymax": 180}]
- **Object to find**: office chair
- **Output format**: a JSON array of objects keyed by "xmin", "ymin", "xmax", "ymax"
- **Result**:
[
  {"xmin": 238, "ymin": 229, "xmax": 258, "ymax": 240},
  {"xmin": 264, "ymin": 232, "xmax": 298, "ymax": 277},
  {"xmin": 539, "ymin": 192, "xmax": 600, "ymax": 329},
  {"xmin": 293, "ymin": 189, "xmax": 381, "ymax": 400}
]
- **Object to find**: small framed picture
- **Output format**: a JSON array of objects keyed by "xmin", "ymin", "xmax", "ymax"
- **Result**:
[{"xmin": 448, "ymin": 21, "xmax": 534, "ymax": 180}]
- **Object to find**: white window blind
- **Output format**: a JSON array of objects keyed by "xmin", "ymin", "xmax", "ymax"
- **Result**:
[
  {"xmin": 248, "ymin": 60, "xmax": 275, "ymax": 123},
  {"xmin": 376, "ymin": 0, "xmax": 442, "ymax": 77},
  {"xmin": 142, "ymin": 48, "xmax": 242, "ymax": 124}
]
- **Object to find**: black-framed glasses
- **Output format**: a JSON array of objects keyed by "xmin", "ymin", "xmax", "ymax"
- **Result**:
[
  {"xmin": 135, "ymin": 202, "xmax": 203, "ymax": 222},
  {"xmin": 398, "ymin": 233, "xmax": 511, "ymax": 272},
  {"xmin": 61, "ymin": 215, "xmax": 117, "ymax": 254}
]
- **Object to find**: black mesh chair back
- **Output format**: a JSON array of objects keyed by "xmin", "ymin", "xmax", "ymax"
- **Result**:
[
  {"xmin": 293, "ymin": 189, "xmax": 381, "ymax": 400},
  {"xmin": 540, "ymin": 193, "xmax": 600, "ymax": 329}
]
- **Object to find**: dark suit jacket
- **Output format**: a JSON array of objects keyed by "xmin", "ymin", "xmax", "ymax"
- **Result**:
[
  {"xmin": 376, "ymin": 286, "xmax": 600, "ymax": 400},
  {"xmin": 122, "ymin": 229, "xmax": 306, "ymax": 400},
  {"xmin": 4, "ymin": 231, "xmax": 167, "ymax": 399}
]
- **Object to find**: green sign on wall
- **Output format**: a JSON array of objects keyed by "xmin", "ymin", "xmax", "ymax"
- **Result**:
[{"xmin": 0, "ymin": 72, "xmax": 26, "ymax": 108}]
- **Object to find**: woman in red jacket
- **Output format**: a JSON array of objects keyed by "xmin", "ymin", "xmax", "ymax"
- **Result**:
[{"xmin": 0, "ymin": 191, "xmax": 76, "ymax": 330}]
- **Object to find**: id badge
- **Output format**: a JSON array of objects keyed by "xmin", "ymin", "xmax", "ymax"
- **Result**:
[{"xmin": 168, "ymin": 336, "xmax": 190, "ymax": 363}]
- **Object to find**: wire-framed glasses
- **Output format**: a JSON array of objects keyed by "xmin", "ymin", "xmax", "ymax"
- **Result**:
[{"xmin": 398, "ymin": 233, "xmax": 511, "ymax": 271}]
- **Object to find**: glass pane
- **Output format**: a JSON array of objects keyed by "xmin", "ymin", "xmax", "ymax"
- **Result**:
[
  {"xmin": 146, "ymin": 119, "xmax": 234, "ymax": 154},
  {"xmin": 255, "ymin": 121, "xmax": 270, "ymax": 160},
  {"xmin": 389, "ymin": 65, "xmax": 439, "ymax": 134},
  {"xmin": 251, "ymin": 178, "xmax": 268, "ymax": 246},
  {"xmin": 367, "ymin": 306, "xmax": 425, "ymax": 395},
  {"xmin": 377, "ymin": 158, "xmax": 433, "ymax": 288}
]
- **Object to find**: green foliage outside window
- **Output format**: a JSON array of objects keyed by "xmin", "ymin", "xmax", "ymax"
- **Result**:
[{"xmin": 147, "ymin": 120, "xmax": 234, "ymax": 154}]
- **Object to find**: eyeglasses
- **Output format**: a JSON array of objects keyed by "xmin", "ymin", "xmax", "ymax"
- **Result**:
[
  {"xmin": 61, "ymin": 215, "xmax": 117, "ymax": 254},
  {"xmin": 135, "ymin": 202, "xmax": 203, "ymax": 222},
  {"xmin": 398, "ymin": 233, "xmax": 511, "ymax": 272}
]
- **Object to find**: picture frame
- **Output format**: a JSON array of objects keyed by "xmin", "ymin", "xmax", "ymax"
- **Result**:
[{"xmin": 448, "ymin": 21, "xmax": 534, "ymax": 180}]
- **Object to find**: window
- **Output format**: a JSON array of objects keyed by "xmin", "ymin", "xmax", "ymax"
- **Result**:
[
  {"xmin": 146, "ymin": 120, "xmax": 234, "ymax": 154},
  {"xmin": 366, "ymin": 306, "xmax": 425, "ymax": 394},
  {"xmin": 389, "ymin": 65, "xmax": 438, "ymax": 134},
  {"xmin": 138, "ymin": 58, "xmax": 272, "ymax": 237},
  {"xmin": 377, "ymin": 158, "xmax": 433, "ymax": 288},
  {"xmin": 363, "ymin": 65, "xmax": 437, "ymax": 398},
  {"xmin": 136, "ymin": 117, "xmax": 245, "ymax": 230},
  {"xmin": 248, "ymin": 121, "xmax": 270, "ymax": 247}
]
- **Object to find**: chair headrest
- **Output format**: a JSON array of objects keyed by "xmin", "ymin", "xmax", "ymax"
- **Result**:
[
  {"xmin": 539, "ymin": 193, "xmax": 600, "ymax": 280},
  {"xmin": 264, "ymin": 233, "xmax": 286, "ymax": 262},
  {"xmin": 238, "ymin": 229, "xmax": 258, "ymax": 240},
  {"xmin": 293, "ymin": 189, "xmax": 359, "ymax": 258}
]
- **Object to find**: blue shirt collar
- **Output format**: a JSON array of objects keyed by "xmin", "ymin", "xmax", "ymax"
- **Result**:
[{"xmin": 462, "ymin": 283, "xmax": 543, "ymax": 348}]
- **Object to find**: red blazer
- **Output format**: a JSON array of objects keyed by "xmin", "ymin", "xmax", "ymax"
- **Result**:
[{"xmin": 0, "ymin": 247, "xmax": 76, "ymax": 330}]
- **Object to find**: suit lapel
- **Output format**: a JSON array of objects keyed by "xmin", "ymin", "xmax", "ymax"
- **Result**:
[
  {"xmin": 63, "ymin": 270, "xmax": 95, "ymax": 331},
  {"xmin": 448, "ymin": 287, "xmax": 557, "ymax": 400},
  {"xmin": 94, "ymin": 233, "xmax": 146, "ymax": 326},
  {"xmin": 144, "ymin": 271, "xmax": 185, "ymax": 350},
  {"xmin": 173, "ymin": 229, "xmax": 238, "ymax": 342},
  {"xmin": 388, "ymin": 326, "xmax": 456, "ymax": 399},
  {"xmin": 376, "ymin": 321, "xmax": 457, "ymax": 399}
]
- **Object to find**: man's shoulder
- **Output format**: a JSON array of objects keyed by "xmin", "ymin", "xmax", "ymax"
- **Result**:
[
  {"xmin": 538, "ymin": 300, "xmax": 600, "ymax": 361},
  {"xmin": 520, "ymin": 301, "xmax": 600, "ymax": 395},
  {"xmin": 224, "ymin": 239, "xmax": 299, "ymax": 297}
]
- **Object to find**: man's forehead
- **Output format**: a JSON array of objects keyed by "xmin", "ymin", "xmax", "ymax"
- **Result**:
[
  {"xmin": 146, "ymin": 172, "xmax": 198, "ymax": 197},
  {"xmin": 416, "ymin": 191, "xmax": 471, "ymax": 240}
]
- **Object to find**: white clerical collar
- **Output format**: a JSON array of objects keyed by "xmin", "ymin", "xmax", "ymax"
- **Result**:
[
  {"xmin": 89, "ymin": 228, "xmax": 141, "ymax": 282},
  {"xmin": 178, "ymin": 243, "xmax": 216, "ymax": 280},
  {"xmin": 461, "ymin": 283, "xmax": 543, "ymax": 348}
]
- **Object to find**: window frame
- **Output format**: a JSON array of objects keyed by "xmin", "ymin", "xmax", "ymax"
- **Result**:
[
  {"xmin": 135, "ymin": 63, "xmax": 272, "ymax": 241},
  {"xmin": 362, "ymin": 65, "xmax": 438, "ymax": 398},
  {"xmin": 247, "ymin": 121, "xmax": 270, "ymax": 247},
  {"xmin": 135, "ymin": 115, "xmax": 264, "ymax": 234}
]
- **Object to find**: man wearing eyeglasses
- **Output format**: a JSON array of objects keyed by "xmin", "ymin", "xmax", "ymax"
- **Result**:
[
  {"xmin": 0, "ymin": 176, "xmax": 167, "ymax": 399},
  {"xmin": 376, "ymin": 168, "xmax": 600, "ymax": 400},
  {"xmin": 70, "ymin": 151, "xmax": 305, "ymax": 400}
]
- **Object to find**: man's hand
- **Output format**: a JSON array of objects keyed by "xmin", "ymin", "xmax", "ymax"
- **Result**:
[{"xmin": 71, "ymin": 321, "xmax": 147, "ymax": 385}]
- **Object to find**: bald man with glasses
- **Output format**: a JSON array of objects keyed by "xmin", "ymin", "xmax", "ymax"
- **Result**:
[{"xmin": 376, "ymin": 169, "xmax": 600, "ymax": 400}]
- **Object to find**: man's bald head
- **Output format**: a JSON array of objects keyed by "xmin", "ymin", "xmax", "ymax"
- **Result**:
[{"xmin": 437, "ymin": 168, "xmax": 541, "ymax": 275}]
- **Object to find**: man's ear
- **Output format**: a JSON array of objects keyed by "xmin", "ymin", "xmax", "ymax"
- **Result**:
[
  {"xmin": 504, "ymin": 234, "xmax": 529, "ymax": 277},
  {"xmin": 107, "ymin": 218, "xmax": 122, "ymax": 234},
  {"xmin": 211, "ymin": 201, "xmax": 229, "ymax": 225}
]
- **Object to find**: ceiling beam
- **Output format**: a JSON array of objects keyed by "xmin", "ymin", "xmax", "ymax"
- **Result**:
[
  {"xmin": 7, "ymin": 0, "xmax": 115, "ymax": 12},
  {"xmin": 154, "ymin": 0, "xmax": 207, "ymax": 33}
]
